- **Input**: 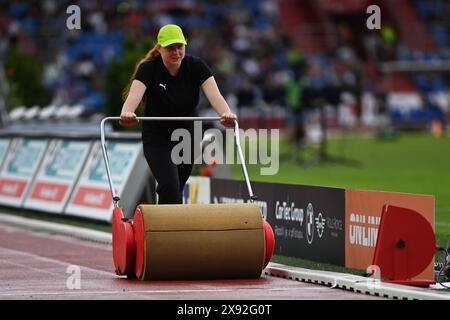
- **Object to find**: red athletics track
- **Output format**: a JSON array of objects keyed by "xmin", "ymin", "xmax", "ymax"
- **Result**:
[{"xmin": 0, "ymin": 224, "xmax": 383, "ymax": 300}]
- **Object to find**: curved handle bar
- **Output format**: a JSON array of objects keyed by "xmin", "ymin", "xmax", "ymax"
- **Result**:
[{"xmin": 100, "ymin": 117, "xmax": 256, "ymax": 207}]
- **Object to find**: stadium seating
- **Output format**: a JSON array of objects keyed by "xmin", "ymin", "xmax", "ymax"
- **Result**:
[{"xmin": 1, "ymin": 0, "xmax": 449, "ymax": 132}]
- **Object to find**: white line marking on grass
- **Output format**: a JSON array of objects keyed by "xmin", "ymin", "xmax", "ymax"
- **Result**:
[{"xmin": 436, "ymin": 221, "xmax": 450, "ymax": 227}]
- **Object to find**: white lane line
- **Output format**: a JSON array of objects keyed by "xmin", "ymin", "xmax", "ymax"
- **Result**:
[
  {"xmin": 0, "ymin": 224, "xmax": 111, "ymax": 251},
  {"xmin": 0, "ymin": 286, "xmax": 327, "ymax": 297},
  {"xmin": 0, "ymin": 247, "xmax": 114, "ymax": 277},
  {"xmin": 0, "ymin": 213, "xmax": 112, "ymax": 245},
  {"xmin": 0, "ymin": 260, "xmax": 67, "ymax": 278}
]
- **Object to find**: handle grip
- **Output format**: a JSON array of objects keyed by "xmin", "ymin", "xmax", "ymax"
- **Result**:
[{"xmin": 100, "ymin": 117, "xmax": 255, "ymax": 206}]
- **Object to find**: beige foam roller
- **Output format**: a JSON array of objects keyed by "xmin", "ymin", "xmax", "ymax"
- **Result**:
[{"xmin": 136, "ymin": 203, "xmax": 265, "ymax": 280}]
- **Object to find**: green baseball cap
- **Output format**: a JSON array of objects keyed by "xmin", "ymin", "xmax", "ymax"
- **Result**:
[{"xmin": 157, "ymin": 24, "xmax": 187, "ymax": 47}]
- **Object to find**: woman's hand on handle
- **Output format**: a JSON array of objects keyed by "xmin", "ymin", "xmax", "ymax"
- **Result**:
[
  {"xmin": 220, "ymin": 112, "xmax": 237, "ymax": 128},
  {"xmin": 120, "ymin": 79, "xmax": 146, "ymax": 127},
  {"xmin": 119, "ymin": 112, "xmax": 139, "ymax": 126}
]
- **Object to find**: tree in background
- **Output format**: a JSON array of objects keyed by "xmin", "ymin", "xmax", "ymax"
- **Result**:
[
  {"xmin": 6, "ymin": 48, "xmax": 51, "ymax": 108},
  {"xmin": 104, "ymin": 37, "xmax": 151, "ymax": 131}
]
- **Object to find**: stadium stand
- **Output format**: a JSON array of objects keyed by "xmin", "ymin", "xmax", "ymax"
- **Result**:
[{"xmin": 0, "ymin": 0, "xmax": 449, "ymax": 134}]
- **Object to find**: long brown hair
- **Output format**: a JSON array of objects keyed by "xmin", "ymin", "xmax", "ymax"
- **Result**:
[{"xmin": 122, "ymin": 44, "xmax": 160, "ymax": 107}]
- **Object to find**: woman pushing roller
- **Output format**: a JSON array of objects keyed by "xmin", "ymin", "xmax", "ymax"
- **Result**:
[{"xmin": 120, "ymin": 24, "xmax": 236, "ymax": 204}]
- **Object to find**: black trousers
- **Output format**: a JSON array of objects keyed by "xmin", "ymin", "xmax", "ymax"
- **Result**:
[{"xmin": 143, "ymin": 140, "xmax": 196, "ymax": 204}]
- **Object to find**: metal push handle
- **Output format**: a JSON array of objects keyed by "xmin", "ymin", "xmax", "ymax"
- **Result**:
[{"xmin": 100, "ymin": 117, "xmax": 257, "ymax": 207}]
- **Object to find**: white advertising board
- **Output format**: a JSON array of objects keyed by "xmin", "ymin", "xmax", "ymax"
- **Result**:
[
  {"xmin": 24, "ymin": 139, "xmax": 92, "ymax": 213},
  {"xmin": 0, "ymin": 138, "xmax": 48, "ymax": 207},
  {"xmin": 65, "ymin": 140, "xmax": 144, "ymax": 222}
]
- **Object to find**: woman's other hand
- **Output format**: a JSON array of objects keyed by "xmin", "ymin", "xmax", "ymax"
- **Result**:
[
  {"xmin": 119, "ymin": 112, "xmax": 139, "ymax": 126},
  {"xmin": 220, "ymin": 112, "xmax": 237, "ymax": 128}
]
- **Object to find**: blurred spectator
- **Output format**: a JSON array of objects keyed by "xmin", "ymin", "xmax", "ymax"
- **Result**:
[{"xmin": 284, "ymin": 64, "xmax": 308, "ymax": 160}]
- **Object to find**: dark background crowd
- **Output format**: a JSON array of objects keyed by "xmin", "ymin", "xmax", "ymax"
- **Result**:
[{"xmin": 1, "ymin": 0, "xmax": 449, "ymax": 136}]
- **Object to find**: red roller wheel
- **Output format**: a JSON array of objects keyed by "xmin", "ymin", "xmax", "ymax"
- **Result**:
[
  {"xmin": 112, "ymin": 207, "xmax": 136, "ymax": 276},
  {"xmin": 134, "ymin": 207, "xmax": 145, "ymax": 279},
  {"xmin": 263, "ymin": 220, "xmax": 275, "ymax": 268}
]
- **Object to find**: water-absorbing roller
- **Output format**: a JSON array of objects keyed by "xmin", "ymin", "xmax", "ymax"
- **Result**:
[{"xmin": 101, "ymin": 117, "xmax": 275, "ymax": 280}]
